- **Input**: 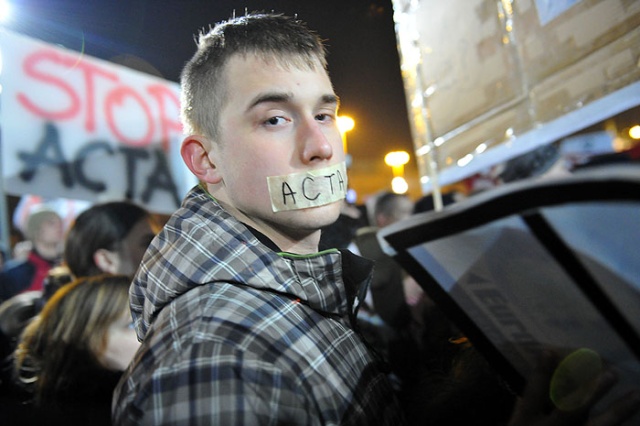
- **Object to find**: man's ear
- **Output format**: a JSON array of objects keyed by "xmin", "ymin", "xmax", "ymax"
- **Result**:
[
  {"xmin": 180, "ymin": 135, "xmax": 223, "ymax": 184},
  {"xmin": 94, "ymin": 249, "xmax": 120, "ymax": 275}
]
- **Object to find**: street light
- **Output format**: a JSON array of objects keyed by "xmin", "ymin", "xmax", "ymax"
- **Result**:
[
  {"xmin": 384, "ymin": 150, "xmax": 410, "ymax": 194},
  {"xmin": 391, "ymin": 176, "xmax": 409, "ymax": 194},
  {"xmin": 337, "ymin": 115, "xmax": 355, "ymax": 154}
]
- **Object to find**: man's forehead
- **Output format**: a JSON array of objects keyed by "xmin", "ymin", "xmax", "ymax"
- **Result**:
[{"xmin": 222, "ymin": 54, "xmax": 336, "ymax": 107}]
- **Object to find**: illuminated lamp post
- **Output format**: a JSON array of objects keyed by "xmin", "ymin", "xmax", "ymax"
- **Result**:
[
  {"xmin": 337, "ymin": 115, "xmax": 355, "ymax": 154},
  {"xmin": 384, "ymin": 150, "xmax": 410, "ymax": 194}
]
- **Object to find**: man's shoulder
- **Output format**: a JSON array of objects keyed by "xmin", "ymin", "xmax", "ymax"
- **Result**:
[
  {"xmin": 166, "ymin": 186, "xmax": 241, "ymax": 240},
  {"xmin": 128, "ymin": 287, "xmax": 292, "ymax": 381}
]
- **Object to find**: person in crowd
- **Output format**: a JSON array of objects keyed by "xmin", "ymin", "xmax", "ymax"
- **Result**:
[
  {"xmin": 0, "ymin": 208, "xmax": 64, "ymax": 302},
  {"xmin": 63, "ymin": 201, "xmax": 157, "ymax": 280},
  {"xmin": 3, "ymin": 274, "xmax": 139, "ymax": 425},
  {"xmin": 113, "ymin": 11, "xmax": 638, "ymax": 426},
  {"xmin": 350, "ymin": 192, "xmax": 420, "ymax": 389},
  {"xmin": 0, "ymin": 290, "xmax": 43, "ymax": 370},
  {"xmin": 0, "ymin": 201, "xmax": 155, "ymax": 400},
  {"xmin": 413, "ymin": 190, "xmax": 457, "ymax": 214},
  {"xmin": 319, "ymin": 198, "xmax": 367, "ymax": 250}
]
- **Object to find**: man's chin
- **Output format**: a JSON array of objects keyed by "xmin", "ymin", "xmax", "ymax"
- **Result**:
[
  {"xmin": 307, "ymin": 200, "xmax": 342, "ymax": 222},
  {"xmin": 284, "ymin": 202, "xmax": 342, "ymax": 230}
]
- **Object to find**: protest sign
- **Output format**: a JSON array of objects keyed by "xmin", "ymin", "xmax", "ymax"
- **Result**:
[{"xmin": 1, "ymin": 29, "xmax": 194, "ymax": 214}]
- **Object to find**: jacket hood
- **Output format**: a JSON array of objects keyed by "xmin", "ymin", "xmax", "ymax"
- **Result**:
[{"xmin": 131, "ymin": 186, "xmax": 370, "ymax": 340}]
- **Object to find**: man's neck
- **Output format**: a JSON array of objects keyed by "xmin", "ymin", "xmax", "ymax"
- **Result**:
[
  {"xmin": 229, "ymin": 210, "xmax": 319, "ymax": 254},
  {"xmin": 246, "ymin": 220, "xmax": 320, "ymax": 255},
  {"xmin": 206, "ymin": 186, "xmax": 321, "ymax": 254}
]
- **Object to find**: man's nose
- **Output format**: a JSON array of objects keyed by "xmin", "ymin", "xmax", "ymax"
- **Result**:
[{"xmin": 299, "ymin": 119, "xmax": 334, "ymax": 163}]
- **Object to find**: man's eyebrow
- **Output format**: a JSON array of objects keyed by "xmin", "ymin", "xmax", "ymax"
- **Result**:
[
  {"xmin": 247, "ymin": 92, "xmax": 293, "ymax": 111},
  {"xmin": 322, "ymin": 94, "xmax": 340, "ymax": 108},
  {"xmin": 246, "ymin": 92, "xmax": 340, "ymax": 111}
]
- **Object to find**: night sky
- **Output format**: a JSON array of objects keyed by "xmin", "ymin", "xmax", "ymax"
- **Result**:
[{"xmin": 4, "ymin": 0, "xmax": 420, "ymax": 201}]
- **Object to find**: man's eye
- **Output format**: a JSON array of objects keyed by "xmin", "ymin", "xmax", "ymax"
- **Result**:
[
  {"xmin": 315, "ymin": 113, "xmax": 333, "ymax": 122},
  {"xmin": 264, "ymin": 116, "xmax": 286, "ymax": 126}
]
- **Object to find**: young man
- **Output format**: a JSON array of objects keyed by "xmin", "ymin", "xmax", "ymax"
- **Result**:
[
  {"xmin": 112, "ymin": 13, "xmax": 404, "ymax": 425},
  {"xmin": 113, "ymin": 12, "xmax": 640, "ymax": 426}
]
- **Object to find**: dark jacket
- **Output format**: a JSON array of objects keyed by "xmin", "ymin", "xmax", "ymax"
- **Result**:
[{"xmin": 0, "ymin": 251, "xmax": 58, "ymax": 303}]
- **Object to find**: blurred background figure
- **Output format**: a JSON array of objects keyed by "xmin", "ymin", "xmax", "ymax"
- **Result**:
[
  {"xmin": 3, "ymin": 274, "xmax": 139, "ymax": 425},
  {"xmin": 0, "ymin": 208, "xmax": 64, "ymax": 303},
  {"xmin": 413, "ymin": 191, "xmax": 458, "ymax": 215},
  {"xmin": 0, "ymin": 201, "xmax": 156, "ymax": 400},
  {"xmin": 319, "ymin": 198, "xmax": 368, "ymax": 250},
  {"xmin": 352, "ymin": 192, "xmax": 415, "ymax": 325},
  {"xmin": 350, "ymin": 191, "xmax": 419, "ymax": 389},
  {"xmin": 63, "ymin": 201, "xmax": 156, "ymax": 280},
  {"xmin": 0, "ymin": 267, "xmax": 73, "ymax": 378},
  {"xmin": 0, "ymin": 290, "xmax": 44, "ymax": 376}
]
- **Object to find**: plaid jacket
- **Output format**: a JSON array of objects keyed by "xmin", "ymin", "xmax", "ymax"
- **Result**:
[{"xmin": 112, "ymin": 186, "xmax": 404, "ymax": 425}]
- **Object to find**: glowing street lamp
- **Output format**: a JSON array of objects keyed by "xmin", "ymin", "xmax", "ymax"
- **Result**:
[
  {"xmin": 337, "ymin": 115, "xmax": 355, "ymax": 154},
  {"xmin": 385, "ymin": 150, "xmax": 410, "ymax": 176},
  {"xmin": 391, "ymin": 176, "xmax": 409, "ymax": 194},
  {"xmin": 384, "ymin": 150, "xmax": 410, "ymax": 194}
]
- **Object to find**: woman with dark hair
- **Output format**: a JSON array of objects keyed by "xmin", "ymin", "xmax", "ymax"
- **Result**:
[
  {"xmin": 9, "ymin": 274, "xmax": 139, "ymax": 425},
  {"xmin": 63, "ymin": 201, "xmax": 156, "ymax": 279}
]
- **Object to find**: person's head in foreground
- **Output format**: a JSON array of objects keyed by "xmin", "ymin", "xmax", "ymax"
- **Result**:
[{"xmin": 180, "ymin": 12, "xmax": 346, "ymax": 254}]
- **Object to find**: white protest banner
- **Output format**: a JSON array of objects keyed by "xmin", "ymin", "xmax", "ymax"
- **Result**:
[{"xmin": 1, "ymin": 29, "xmax": 193, "ymax": 214}]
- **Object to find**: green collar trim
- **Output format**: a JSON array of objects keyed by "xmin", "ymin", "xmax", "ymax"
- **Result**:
[{"xmin": 277, "ymin": 248, "xmax": 339, "ymax": 259}]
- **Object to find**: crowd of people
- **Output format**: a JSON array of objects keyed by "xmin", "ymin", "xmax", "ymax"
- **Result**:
[
  {"xmin": 0, "ymin": 11, "xmax": 638, "ymax": 426},
  {"xmin": 0, "ymin": 201, "xmax": 157, "ymax": 424}
]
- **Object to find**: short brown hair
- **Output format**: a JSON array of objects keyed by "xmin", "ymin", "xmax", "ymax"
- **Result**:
[{"xmin": 180, "ymin": 12, "xmax": 328, "ymax": 140}]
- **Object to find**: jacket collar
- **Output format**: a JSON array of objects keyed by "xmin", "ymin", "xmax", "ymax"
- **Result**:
[{"xmin": 133, "ymin": 186, "xmax": 373, "ymax": 337}]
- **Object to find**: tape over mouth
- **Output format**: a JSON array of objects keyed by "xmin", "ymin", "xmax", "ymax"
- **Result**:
[{"xmin": 267, "ymin": 162, "xmax": 348, "ymax": 212}]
